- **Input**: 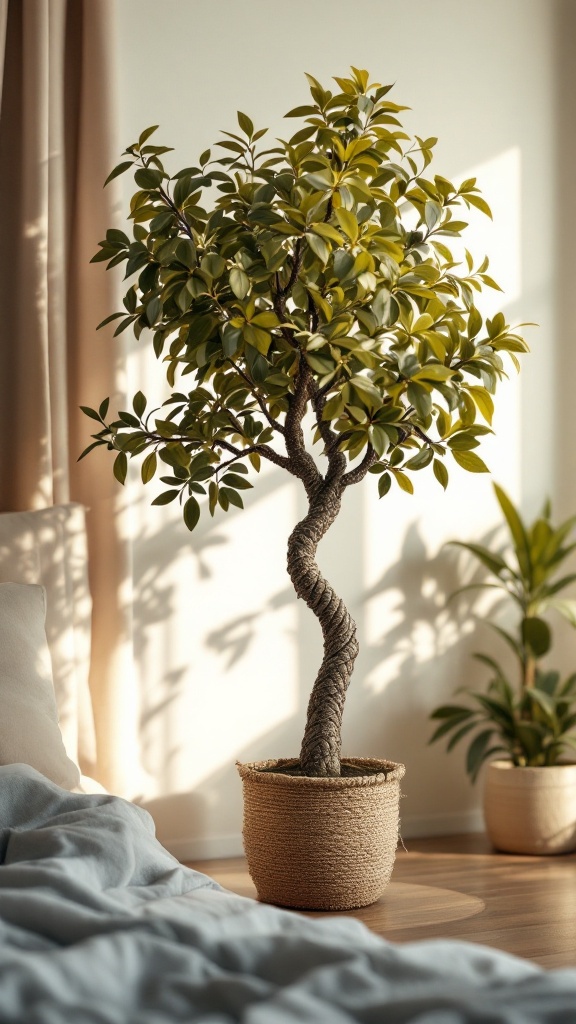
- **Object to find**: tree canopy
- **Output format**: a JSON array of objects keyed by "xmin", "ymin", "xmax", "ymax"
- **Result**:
[{"xmin": 82, "ymin": 66, "xmax": 529, "ymax": 527}]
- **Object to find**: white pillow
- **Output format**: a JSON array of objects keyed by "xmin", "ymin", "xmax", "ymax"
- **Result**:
[
  {"xmin": 0, "ymin": 582, "xmax": 80, "ymax": 789},
  {"xmin": 0, "ymin": 504, "xmax": 95, "ymax": 770}
]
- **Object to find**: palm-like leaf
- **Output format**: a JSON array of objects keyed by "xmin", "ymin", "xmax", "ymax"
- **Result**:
[{"xmin": 431, "ymin": 483, "xmax": 576, "ymax": 778}]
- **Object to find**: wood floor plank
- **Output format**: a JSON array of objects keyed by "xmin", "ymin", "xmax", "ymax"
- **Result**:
[{"xmin": 188, "ymin": 834, "xmax": 576, "ymax": 969}]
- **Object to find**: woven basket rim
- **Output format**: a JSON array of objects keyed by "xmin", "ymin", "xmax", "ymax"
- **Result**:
[{"xmin": 236, "ymin": 756, "xmax": 406, "ymax": 788}]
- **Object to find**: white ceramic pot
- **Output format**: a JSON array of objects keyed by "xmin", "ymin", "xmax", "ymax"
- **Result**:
[{"xmin": 483, "ymin": 760, "xmax": 576, "ymax": 855}]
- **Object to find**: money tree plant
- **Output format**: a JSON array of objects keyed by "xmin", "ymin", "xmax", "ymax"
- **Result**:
[{"xmin": 82, "ymin": 67, "xmax": 528, "ymax": 777}]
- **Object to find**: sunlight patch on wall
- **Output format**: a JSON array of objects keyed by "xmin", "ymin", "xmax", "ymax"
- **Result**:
[{"xmin": 453, "ymin": 146, "xmax": 522, "ymax": 312}]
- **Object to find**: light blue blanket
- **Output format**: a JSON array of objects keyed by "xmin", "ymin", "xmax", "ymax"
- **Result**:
[{"xmin": 1, "ymin": 763, "xmax": 575, "ymax": 1023}]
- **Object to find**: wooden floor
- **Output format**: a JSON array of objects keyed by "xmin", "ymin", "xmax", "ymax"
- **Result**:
[{"xmin": 189, "ymin": 834, "xmax": 576, "ymax": 970}]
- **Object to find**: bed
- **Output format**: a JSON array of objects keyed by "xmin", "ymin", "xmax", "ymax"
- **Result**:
[
  {"xmin": 2, "ymin": 762, "xmax": 576, "ymax": 1023},
  {"xmin": 2, "ymin": 526, "xmax": 576, "ymax": 1021}
]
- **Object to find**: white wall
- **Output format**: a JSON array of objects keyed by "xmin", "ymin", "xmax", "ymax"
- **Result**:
[{"xmin": 110, "ymin": 0, "xmax": 571, "ymax": 857}]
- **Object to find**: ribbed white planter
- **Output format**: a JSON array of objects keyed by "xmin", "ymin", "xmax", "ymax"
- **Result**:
[{"xmin": 483, "ymin": 760, "xmax": 576, "ymax": 855}]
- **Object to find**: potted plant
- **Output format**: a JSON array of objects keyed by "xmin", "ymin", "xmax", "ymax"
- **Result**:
[
  {"xmin": 82, "ymin": 67, "xmax": 528, "ymax": 907},
  {"xmin": 430, "ymin": 483, "xmax": 576, "ymax": 854}
]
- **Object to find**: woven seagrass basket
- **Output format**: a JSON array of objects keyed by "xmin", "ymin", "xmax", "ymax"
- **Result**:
[{"xmin": 237, "ymin": 756, "xmax": 405, "ymax": 910}]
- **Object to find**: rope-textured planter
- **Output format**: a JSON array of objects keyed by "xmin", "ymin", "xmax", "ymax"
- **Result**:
[{"xmin": 237, "ymin": 757, "xmax": 405, "ymax": 910}]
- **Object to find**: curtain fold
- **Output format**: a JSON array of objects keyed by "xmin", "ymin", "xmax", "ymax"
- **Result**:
[{"xmin": 0, "ymin": 0, "xmax": 140, "ymax": 795}]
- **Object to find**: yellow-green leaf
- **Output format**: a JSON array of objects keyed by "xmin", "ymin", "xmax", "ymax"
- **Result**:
[
  {"xmin": 433, "ymin": 458, "xmax": 449, "ymax": 489},
  {"xmin": 334, "ymin": 207, "xmax": 359, "ymax": 243},
  {"xmin": 468, "ymin": 386, "xmax": 494, "ymax": 425},
  {"xmin": 229, "ymin": 267, "xmax": 250, "ymax": 300},
  {"xmin": 393, "ymin": 470, "xmax": 414, "ymax": 494},
  {"xmin": 452, "ymin": 450, "xmax": 489, "ymax": 473}
]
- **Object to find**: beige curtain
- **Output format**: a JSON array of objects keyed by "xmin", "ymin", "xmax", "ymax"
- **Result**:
[{"xmin": 0, "ymin": 0, "xmax": 140, "ymax": 795}]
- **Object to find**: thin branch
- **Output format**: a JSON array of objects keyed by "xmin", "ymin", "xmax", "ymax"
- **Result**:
[
  {"xmin": 411, "ymin": 422, "xmax": 440, "ymax": 448},
  {"xmin": 273, "ymin": 239, "xmax": 305, "ymax": 347},
  {"xmin": 158, "ymin": 185, "xmax": 195, "ymax": 242},
  {"xmin": 226, "ymin": 358, "xmax": 286, "ymax": 435},
  {"xmin": 278, "ymin": 237, "xmax": 304, "ymax": 299},
  {"xmin": 341, "ymin": 444, "xmax": 379, "ymax": 488},
  {"xmin": 308, "ymin": 293, "xmax": 319, "ymax": 334},
  {"xmin": 216, "ymin": 437, "xmax": 290, "ymax": 471}
]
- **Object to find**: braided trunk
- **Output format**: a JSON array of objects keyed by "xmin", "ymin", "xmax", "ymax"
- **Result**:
[{"xmin": 287, "ymin": 481, "xmax": 359, "ymax": 777}]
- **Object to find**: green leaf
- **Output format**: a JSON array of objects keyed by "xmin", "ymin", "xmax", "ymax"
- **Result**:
[
  {"xmin": 151, "ymin": 489, "xmax": 180, "ymax": 505},
  {"xmin": 433, "ymin": 458, "xmax": 448, "ymax": 489},
  {"xmin": 526, "ymin": 686, "xmax": 556, "ymax": 721},
  {"xmin": 393, "ymin": 470, "xmax": 414, "ymax": 494},
  {"xmin": 334, "ymin": 207, "xmax": 359, "ymax": 243},
  {"xmin": 209, "ymin": 480, "xmax": 218, "ymax": 516},
  {"xmin": 113, "ymin": 452, "xmax": 128, "ymax": 485},
  {"xmin": 80, "ymin": 405, "xmax": 103, "ymax": 423},
  {"xmin": 429, "ymin": 712, "xmax": 477, "ymax": 745},
  {"xmin": 138, "ymin": 125, "xmax": 160, "ymax": 147},
  {"xmin": 488, "ymin": 622, "xmax": 523, "ymax": 661},
  {"xmin": 133, "ymin": 391, "xmax": 147, "ymax": 418},
  {"xmin": 467, "ymin": 386, "xmax": 494, "ymax": 425},
  {"xmin": 465, "ymin": 193, "xmax": 493, "ymax": 218},
  {"xmin": 229, "ymin": 267, "xmax": 250, "ymax": 300},
  {"xmin": 134, "ymin": 167, "xmax": 163, "ymax": 190},
  {"xmin": 220, "ymin": 487, "xmax": 244, "ymax": 509},
  {"xmin": 284, "ymin": 104, "xmax": 319, "ymax": 117},
  {"xmin": 430, "ymin": 704, "xmax": 476, "ymax": 720},
  {"xmin": 377, "ymin": 472, "xmax": 391, "ymax": 498},
  {"xmin": 548, "ymin": 598, "xmax": 576, "ymax": 626},
  {"xmin": 221, "ymin": 473, "xmax": 253, "ymax": 490},
  {"xmin": 311, "ymin": 222, "xmax": 343, "ymax": 244},
  {"xmin": 141, "ymin": 451, "xmax": 157, "ymax": 484},
  {"xmin": 96, "ymin": 312, "xmax": 126, "ymax": 330},
  {"xmin": 452, "ymin": 450, "xmax": 489, "ymax": 473},
  {"xmin": 448, "ymin": 541, "xmax": 508, "ymax": 578},
  {"xmin": 446, "ymin": 720, "xmax": 480, "ymax": 752},
  {"xmin": 183, "ymin": 496, "xmax": 201, "ymax": 531},
  {"xmin": 104, "ymin": 161, "xmax": 135, "ymax": 187},
  {"xmin": 466, "ymin": 728, "xmax": 495, "ymax": 780},
  {"xmin": 522, "ymin": 616, "xmax": 551, "ymax": 657},
  {"xmin": 237, "ymin": 111, "xmax": 255, "ymax": 137},
  {"xmin": 305, "ymin": 232, "xmax": 331, "ymax": 264},
  {"xmin": 493, "ymin": 484, "xmax": 531, "ymax": 578}
]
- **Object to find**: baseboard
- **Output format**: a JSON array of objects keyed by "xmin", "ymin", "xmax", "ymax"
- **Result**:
[
  {"xmin": 400, "ymin": 808, "xmax": 485, "ymax": 839},
  {"xmin": 161, "ymin": 809, "xmax": 484, "ymax": 863},
  {"xmin": 160, "ymin": 832, "xmax": 245, "ymax": 862}
]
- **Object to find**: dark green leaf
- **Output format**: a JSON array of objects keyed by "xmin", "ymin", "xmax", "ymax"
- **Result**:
[
  {"xmin": 466, "ymin": 728, "xmax": 495, "ymax": 780},
  {"xmin": 221, "ymin": 473, "xmax": 253, "ymax": 490},
  {"xmin": 151, "ymin": 489, "xmax": 180, "ymax": 505},
  {"xmin": 104, "ymin": 161, "xmax": 135, "ymax": 187},
  {"xmin": 133, "ymin": 391, "xmax": 147, "ymax": 418},
  {"xmin": 183, "ymin": 496, "xmax": 201, "ymax": 530},
  {"xmin": 522, "ymin": 616, "xmax": 551, "ymax": 658},
  {"xmin": 113, "ymin": 452, "xmax": 128, "ymax": 485},
  {"xmin": 80, "ymin": 405, "xmax": 102, "ymax": 423}
]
